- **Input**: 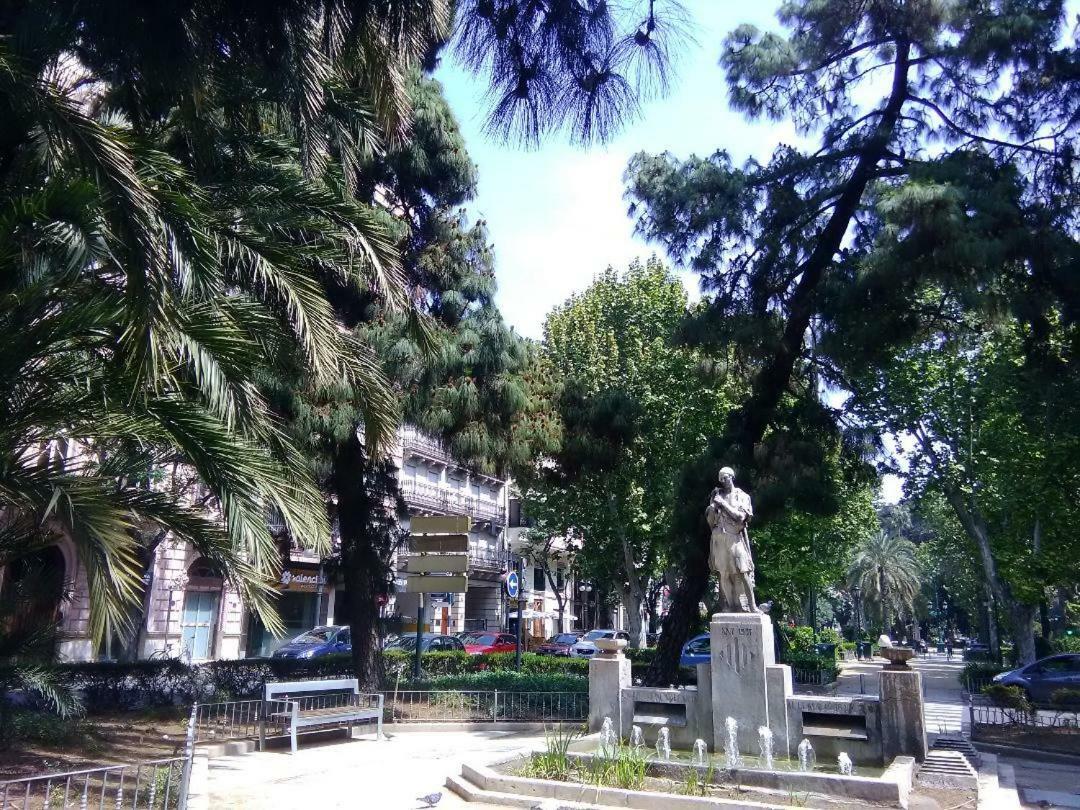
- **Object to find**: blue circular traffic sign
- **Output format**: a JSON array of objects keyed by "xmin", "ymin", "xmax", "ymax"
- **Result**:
[{"xmin": 505, "ymin": 571, "xmax": 520, "ymax": 599}]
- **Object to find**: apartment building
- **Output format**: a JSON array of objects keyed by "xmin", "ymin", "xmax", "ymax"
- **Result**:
[{"xmin": 5, "ymin": 426, "xmax": 534, "ymax": 662}]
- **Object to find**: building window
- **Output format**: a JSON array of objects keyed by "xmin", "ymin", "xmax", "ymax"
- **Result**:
[
  {"xmin": 426, "ymin": 467, "xmax": 440, "ymax": 484},
  {"xmin": 556, "ymin": 569, "xmax": 565, "ymax": 591},
  {"xmin": 533, "ymin": 567, "xmax": 546, "ymax": 593}
]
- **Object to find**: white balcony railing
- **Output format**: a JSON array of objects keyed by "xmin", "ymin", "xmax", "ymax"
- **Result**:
[{"xmin": 400, "ymin": 478, "xmax": 505, "ymax": 526}]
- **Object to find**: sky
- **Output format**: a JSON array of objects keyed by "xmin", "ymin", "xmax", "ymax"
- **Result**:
[
  {"xmin": 434, "ymin": 2, "xmax": 906, "ymax": 503},
  {"xmin": 435, "ymin": 3, "xmax": 798, "ymax": 341}
]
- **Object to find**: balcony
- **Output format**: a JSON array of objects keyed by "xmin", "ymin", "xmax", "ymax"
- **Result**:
[
  {"xmin": 400, "ymin": 478, "xmax": 506, "ymax": 526},
  {"xmin": 400, "ymin": 426, "xmax": 453, "ymax": 464}
]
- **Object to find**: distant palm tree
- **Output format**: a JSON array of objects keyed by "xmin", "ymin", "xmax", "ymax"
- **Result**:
[{"xmin": 847, "ymin": 532, "xmax": 920, "ymax": 634}]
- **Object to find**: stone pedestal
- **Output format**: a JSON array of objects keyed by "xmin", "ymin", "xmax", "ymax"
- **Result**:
[
  {"xmin": 588, "ymin": 648, "xmax": 630, "ymax": 734},
  {"xmin": 710, "ymin": 612, "xmax": 775, "ymax": 753},
  {"xmin": 880, "ymin": 669, "xmax": 927, "ymax": 762}
]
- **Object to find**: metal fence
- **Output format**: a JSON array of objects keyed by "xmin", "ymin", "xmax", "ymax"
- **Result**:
[
  {"xmin": 381, "ymin": 690, "xmax": 587, "ymax": 723},
  {"xmin": 1, "ymin": 709, "xmax": 195, "ymax": 810},
  {"xmin": 970, "ymin": 703, "xmax": 1080, "ymax": 729},
  {"xmin": 193, "ymin": 699, "xmax": 284, "ymax": 744},
  {"xmin": 791, "ymin": 666, "xmax": 839, "ymax": 686},
  {"xmin": 1, "ymin": 758, "xmax": 189, "ymax": 810}
]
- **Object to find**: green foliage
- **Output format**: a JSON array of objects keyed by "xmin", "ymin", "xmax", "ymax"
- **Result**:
[
  {"xmin": 962, "ymin": 662, "xmax": 1007, "ymax": 692},
  {"xmin": 1050, "ymin": 689, "xmax": 1080, "ymax": 708},
  {"xmin": 521, "ymin": 725, "xmax": 581, "ymax": 781},
  {"xmin": 408, "ymin": 672, "xmax": 587, "ymax": 694},
  {"xmin": 681, "ymin": 762, "xmax": 716, "ymax": 797},
  {"xmin": 982, "ymin": 684, "xmax": 1033, "ymax": 714},
  {"xmin": 527, "ymin": 259, "xmax": 740, "ymax": 645},
  {"xmin": 588, "ymin": 745, "xmax": 650, "ymax": 791},
  {"xmin": 847, "ymin": 532, "xmax": 921, "ymax": 632}
]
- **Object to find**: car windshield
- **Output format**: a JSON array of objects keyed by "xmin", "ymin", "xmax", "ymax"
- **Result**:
[
  {"xmin": 584, "ymin": 630, "xmax": 612, "ymax": 641},
  {"xmin": 389, "ymin": 636, "xmax": 418, "ymax": 651},
  {"xmin": 471, "ymin": 634, "xmax": 498, "ymax": 645},
  {"xmin": 290, "ymin": 627, "xmax": 334, "ymax": 644},
  {"xmin": 550, "ymin": 634, "xmax": 578, "ymax": 644}
]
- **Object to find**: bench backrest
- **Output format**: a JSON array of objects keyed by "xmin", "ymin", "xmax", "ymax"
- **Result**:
[{"xmin": 264, "ymin": 678, "xmax": 360, "ymax": 701}]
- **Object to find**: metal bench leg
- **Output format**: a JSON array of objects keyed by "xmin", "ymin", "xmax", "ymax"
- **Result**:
[
  {"xmin": 290, "ymin": 723, "xmax": 297, "ymax": 754},
  {"xmin": 377, "ymin": 695, "xmax": 384, "ymax": 740},
  {"xmin": 346, "ymin": 722, "xmax": 352, "ymax": 741}
]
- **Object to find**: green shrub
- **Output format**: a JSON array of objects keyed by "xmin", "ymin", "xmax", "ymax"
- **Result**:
[
  {"xmin": 1051, "ymin": 636, "xmax": 1080, "ymax": 654},
  {"xmin": 1050, "ymin": 688, "xmax": 1080, "ymax": 708},
  {"xmin": 406, "ymin": 671, "xmax": 587, "ymax": 693},
  {"xmin": 817, "ymin": 628, "xmax": 843, "ymax": 648},
  {"xmin": 961, "ymin": 662, "xmax": 1005, "ymax": 691},
  {"xmin": 982, "ymin": 684, "xmax": 1032, "ymax": 713}
]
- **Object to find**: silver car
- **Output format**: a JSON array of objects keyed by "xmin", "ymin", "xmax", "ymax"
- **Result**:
[{"xmin": 570, "ymin": 629, "xmax": 629, "ymax": 658}]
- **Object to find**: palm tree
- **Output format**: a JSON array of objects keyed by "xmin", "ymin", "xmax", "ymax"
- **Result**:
[{"xmin": 847, "ymin": 531, "xmax": 920, "ymax": 635}]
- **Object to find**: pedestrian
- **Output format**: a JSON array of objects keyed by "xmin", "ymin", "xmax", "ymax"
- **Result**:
[{"xmin": 945, "ymin": 637, "xmax": 953, "ymax": 661}]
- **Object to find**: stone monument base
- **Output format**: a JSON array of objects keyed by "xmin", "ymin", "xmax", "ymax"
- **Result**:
[
  {"xmin": 588, "ymin": 647, "xmax": 630, "ymax": 734},
  {"xmin": 710, "ymin": 612, "xmax": 781, "ymax": 753}
]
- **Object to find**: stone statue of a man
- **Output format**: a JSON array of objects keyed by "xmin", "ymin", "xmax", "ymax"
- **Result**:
[{"xmin": 706, "ymin": 466, "xmax": 757, "ymax": 613}]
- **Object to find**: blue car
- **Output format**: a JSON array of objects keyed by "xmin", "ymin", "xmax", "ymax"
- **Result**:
[
  {"xmin": 992, "ymin": 653, "xmax": 1080, "ymax": 703},
  {"xmin": 680, "ymin": 633, "xmax": 710, "ymax": 667},
  {"xmin": 271, "ymin": 625, "xmax": 351, "ymax": 659}
]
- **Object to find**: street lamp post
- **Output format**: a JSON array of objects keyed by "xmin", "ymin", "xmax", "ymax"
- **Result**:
[{"xmin": 851, "ymin": 585, "xmax": 862, "ymax": 634}]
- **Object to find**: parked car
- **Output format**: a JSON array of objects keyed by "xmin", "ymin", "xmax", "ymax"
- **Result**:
[
  {"xmin": 680, "ymin": 633, "xmax": 710, "ymax": 667},
  {"xmin": 454, "ymin": 630, "xmax": 483, "ymax": 643},
  {"xmin": 464, "ymin": 633, "xmax": 518, "ymax": 655},
  {"xmin": 271, "ymin": 625, "xmax": 351, "ymax": 659},
  {"xmin": 536, "ymin": 632, "xmax": 584, "ymax": 656},
  {"xmin": 570, "ymin": 629, "xmax": 629, "ymax": 658},
  {"xmin": 385, "ymin": 633, "xmax": 466, "ymax": 653},
  {"xmin": 992, "ymin": 653, "xmax": 1080, "ymax": 703}
]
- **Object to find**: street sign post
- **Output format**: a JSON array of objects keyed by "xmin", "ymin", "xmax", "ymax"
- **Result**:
[
  {"xmin": 406, "ymin": 515, "xmax": 471, "ymax": 678},
  {"xmin": 514, "ymin": 559, "xmax": 525, "ymax": 670}
]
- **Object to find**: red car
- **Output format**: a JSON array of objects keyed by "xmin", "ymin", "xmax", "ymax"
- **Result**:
[
  {"xmin": 464, "ymin": 633, "xmax": 518, "ymax": 655},
  {"xmin": 536, "ymin": 632, "xmax": 584, "ymax": 656}
]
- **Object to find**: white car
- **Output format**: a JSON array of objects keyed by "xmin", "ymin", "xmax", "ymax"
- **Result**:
[{"xmin": 571, "ymin": 629, "xmax": 629, "ymax": 658}]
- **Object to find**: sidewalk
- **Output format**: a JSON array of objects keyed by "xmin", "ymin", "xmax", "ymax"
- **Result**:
[
  {"xmin": 206, "ymin": 728, "xmax": 544, "ymax": 809},
  {"xmin": 835, "ymin": 652, "xmax": 968, "ymax": 735}
]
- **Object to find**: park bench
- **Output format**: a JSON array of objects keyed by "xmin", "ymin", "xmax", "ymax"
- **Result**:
[{"xmin": 261, "ymin": 678, "xmax": 383, "ymax": 753}]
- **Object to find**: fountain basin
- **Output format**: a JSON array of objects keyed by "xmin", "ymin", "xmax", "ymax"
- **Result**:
[
  {"xmin": 482, "ymin": 737, "xmax": 915, "ymax": 808},
  {"xmin": 880, "ymin": 646, "xmax": 915, "ymax": 669}
]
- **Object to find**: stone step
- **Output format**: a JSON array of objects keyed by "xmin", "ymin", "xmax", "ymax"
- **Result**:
[
  {"xmin": 917, "ymin": 750, "xmax": 979, "ymax": 790},
  {"xmin": 446, "ymin": 773, "xmax": 600, "ymax": 809},
  {"xmin": 930, "ymin": 735, "xmax": 980, "ymax": 769}
]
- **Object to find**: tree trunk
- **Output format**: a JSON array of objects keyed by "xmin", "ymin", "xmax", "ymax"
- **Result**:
[
  {"xmin": 333, "ymin": 431, "xmax": 386, "ymax": 690},
  {"xmin": 651, "ymin": 41, "xmax": 914, "ymax": 682},
  {"xmin": 942, "ymin": 486, "xmax": 1036, "ymax": 665},
  {"xmin": 1010, "ymin": 603, "xmax": 1037, "ymax": 665},
  {"xmin": 620, "ymin": 584, "xmax": 646, "ymax": 649}
]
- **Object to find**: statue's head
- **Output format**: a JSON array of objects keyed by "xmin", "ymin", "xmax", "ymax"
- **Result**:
[{"xmin": 718, "ymin": 466, "xmax": 735, "ymax": 491}]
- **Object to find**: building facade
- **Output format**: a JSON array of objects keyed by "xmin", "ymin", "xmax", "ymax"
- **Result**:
[{"xmin": 6, "ymin": 426, "xmax": 558, "ymax": 662}]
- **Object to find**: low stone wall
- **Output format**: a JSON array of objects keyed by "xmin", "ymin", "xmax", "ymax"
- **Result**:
[
  {"xmin": 619, "ymin": 668, "xmax": 712, "ymax": 750},
  {"xmin": 786, "ymin": 694, "xmax": 884, "ymax": 766}
]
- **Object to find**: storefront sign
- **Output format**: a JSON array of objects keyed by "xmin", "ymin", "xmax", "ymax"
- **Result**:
[{"xmin": 279, "ymin": 568, "xmax": 326, "ymax": 593}]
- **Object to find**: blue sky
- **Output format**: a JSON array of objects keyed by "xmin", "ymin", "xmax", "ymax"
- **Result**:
[{"xmin": 435, "ymin": 3, "xmax": 796, "ymax": 340}]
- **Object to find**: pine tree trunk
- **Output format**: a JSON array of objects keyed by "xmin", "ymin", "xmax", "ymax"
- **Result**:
[
  {"xmin": 645, "ymin": 563, "xmax": 709, "ymax": 686},
  {"xmin": 333, "ymin": 432, "xmax": 385, "ymax": 690}
]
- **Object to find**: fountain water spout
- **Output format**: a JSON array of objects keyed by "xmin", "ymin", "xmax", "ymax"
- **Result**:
[
  {"xmin": 600, "ymin": 717, "xmax": 617, "ymax": 755},
  {"xmin": 797, "ymin": 739, "xmax": 815, "ymax": 772},
  {"xmin": 692, "ymin": 739, "xmax": 708, "ymax": 767},
  {"xmin": 757, "ymin": 726, "xmax": 774, "ymax": 770},
  {"xmin": 724, "ymin": 717, "xmax": 741, "ymax": 769},
  {"xmin": 655, "ymin": 728, "xmax": 671, "ymax": 761},
  {"xmin": 630, "ymin": 725, "xmax": 644, "ymax": 750},
  {"xmin": 838, "ymin": 752, "xmax": 853, "ymax": 776}
]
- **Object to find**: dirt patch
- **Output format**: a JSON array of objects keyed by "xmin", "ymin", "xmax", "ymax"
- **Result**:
[{"xmin": 0, "ymin": 711, "xmax": 190, "ymax": 781}]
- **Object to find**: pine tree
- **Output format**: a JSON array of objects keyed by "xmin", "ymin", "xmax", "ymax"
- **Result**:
[{"xmin": 627, "ymin": 0, "xmax": 1078, "ymax": 682}]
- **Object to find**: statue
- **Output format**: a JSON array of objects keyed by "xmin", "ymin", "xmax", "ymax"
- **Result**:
[{"xmin": 706, "ymin": 466, "xmax": 757, "ymax": 613}]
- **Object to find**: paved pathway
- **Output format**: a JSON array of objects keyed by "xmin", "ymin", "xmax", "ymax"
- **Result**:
[
  {"xmin": 835, "ymin": 652, "xmax": 969, "ymax": 735},
  {"xmin": 205, "ymin": 728, "xmax": 543, "ymax": 809}
]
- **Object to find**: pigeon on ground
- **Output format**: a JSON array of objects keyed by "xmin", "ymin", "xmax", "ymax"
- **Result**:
[{"xmin": 416, "ymin": 791, "xmax": 442, "ymax": 808}]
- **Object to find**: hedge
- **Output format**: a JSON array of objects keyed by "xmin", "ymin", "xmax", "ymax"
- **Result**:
[
  {"xmin": 961, "ymin": 661, "xmax": 1006, "ymax": 692},
  {"xmin": 56, "ymin": 651, "xmax": 596, "ymax": 710}
]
